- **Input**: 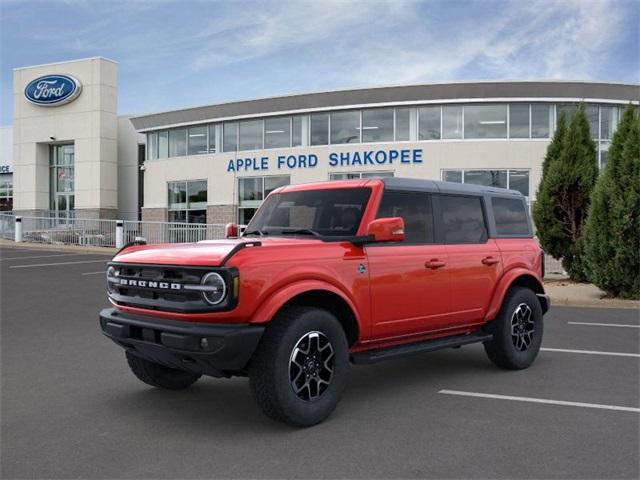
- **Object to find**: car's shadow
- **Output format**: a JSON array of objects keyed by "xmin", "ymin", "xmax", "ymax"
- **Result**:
[{"xmin": 103, "ymin": 346, "xmax": 541, "ymax": 433}]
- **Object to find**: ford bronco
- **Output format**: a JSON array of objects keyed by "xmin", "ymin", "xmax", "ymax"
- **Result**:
[{"xmin": 100, "ymin": 178, "xmax": 550, "ymax": 426}]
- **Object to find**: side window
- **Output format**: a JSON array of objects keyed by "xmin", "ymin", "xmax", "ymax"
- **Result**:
[
  {"xmin": 440, "ymin": 195, "xmax": 488, "ymax": 244},
  {"xmin": 492, "ymin": 197, "xmax": 530, "ymax": 236},
  {"xmin": 376, "ymin": 191, "xmax": 434, "ymax": 243}
]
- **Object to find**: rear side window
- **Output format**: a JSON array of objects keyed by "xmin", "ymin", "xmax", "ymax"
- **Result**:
[
  {"xmin": 492, "ymin": 197, "xmax": 530, "ymax": 236},
  {"xmin": 440, "ymin": 195, "xmax": 488, "ymax": 244},
  {"xmin": 376, "ymin": 191, "xmax": 434, "ymax": 243}
]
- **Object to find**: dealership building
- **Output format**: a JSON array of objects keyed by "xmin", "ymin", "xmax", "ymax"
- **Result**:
[{"xmin": 4, "ymin": 57, "xmax": 638, "ymax": 225}]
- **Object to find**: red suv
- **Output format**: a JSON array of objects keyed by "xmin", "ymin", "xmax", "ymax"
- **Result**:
[{"xmin": 100, "ymin": 178, "xmax": 549, "ymax": 426}]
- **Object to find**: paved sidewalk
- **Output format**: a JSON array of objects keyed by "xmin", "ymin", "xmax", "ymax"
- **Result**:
[{"xmin": 544, "ymin": 279, "xmax": 639, "ymax": 309}]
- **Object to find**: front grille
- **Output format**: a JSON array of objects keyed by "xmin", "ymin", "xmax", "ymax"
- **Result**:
[{"xmin": 107, "ymin": 263, "xmax": 237, "ymax": 313}]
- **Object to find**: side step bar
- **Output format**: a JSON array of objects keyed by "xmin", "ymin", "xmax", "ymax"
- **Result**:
[{"xmin": 350, "ymin": 332, "xmax": 493, "ymax": 365}]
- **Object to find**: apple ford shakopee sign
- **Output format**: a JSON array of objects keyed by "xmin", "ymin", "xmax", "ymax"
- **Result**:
[{"xmin": 24, "ymin": 74, "xmax": 82, "ymax": 106}]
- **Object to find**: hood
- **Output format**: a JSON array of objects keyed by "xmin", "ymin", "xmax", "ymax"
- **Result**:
[{"xmin": 112, "ymin": 237, "xmax": 322, "ymax": 267}]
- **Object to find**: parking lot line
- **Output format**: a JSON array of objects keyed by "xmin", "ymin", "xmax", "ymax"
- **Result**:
[
  {"xmin": 438, "ymin": 390, "xmax": 640, "ymax": 413},
  {"xmin": 568, "ymin": 321, "xmax": 640, "ymax": 329},
  {"xmin": 0, "ymin": 253, "xmax": 90, "ymax": 261},
  {"xmin": 9, "ymin": 259, "xmax": 108, "ymax": 269},
  {"xmin": 541, "ymin": 347, "xmax": 640, "ymax": 358},
  {"xmin": 81, "ymin": 270, "xmax": 106, "ymax": 275}
]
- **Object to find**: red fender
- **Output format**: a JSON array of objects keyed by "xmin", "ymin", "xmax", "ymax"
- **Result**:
[
  {"xmin": 485, "ymin": 268, "xmax": 544, "ymax": 321},
  {"xmin": 249, "ymin": 279, "xmax": 362, "ymax": 326}
]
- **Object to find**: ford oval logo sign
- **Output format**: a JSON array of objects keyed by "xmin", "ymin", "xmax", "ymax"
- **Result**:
[{"xmin": 24, "ymin": 74, "xmax": 82, "ymax": 106}]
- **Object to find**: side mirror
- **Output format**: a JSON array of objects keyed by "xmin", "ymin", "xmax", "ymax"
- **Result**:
[
  {"xmin": 366, "ymin": 217, "xmax": 405, "ymax": 243},
  {"xmin": 225, "ymin": 222, "xmax": 238, "ymax": 238}
]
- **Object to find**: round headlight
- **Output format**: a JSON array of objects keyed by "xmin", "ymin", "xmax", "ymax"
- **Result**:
[
  {"xmin": 201, "ymin": 272, "xmax": 226, "ymax": 305},
  {"xmin": 106, "ymin": 266, "xmax": 118, "ymax": 294}
]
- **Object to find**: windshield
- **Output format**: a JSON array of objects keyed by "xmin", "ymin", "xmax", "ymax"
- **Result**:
[{"xmin": 244, "ymin": 187, "xmax": 372, "ymax": 237}]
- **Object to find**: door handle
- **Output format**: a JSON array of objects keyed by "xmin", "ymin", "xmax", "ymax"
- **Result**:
[
  {"xmin": 425, "ymin": 259, "xmax": 446, "ymax": 269},
  {"xmin": 482, "ymin": 256, "xmax": 500, "ymax": 266}
]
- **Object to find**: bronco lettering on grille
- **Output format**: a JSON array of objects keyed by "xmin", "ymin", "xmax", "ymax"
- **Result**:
[{"xmin": 118, "ymin": 278, "xmax": 182, "ymax": 290}]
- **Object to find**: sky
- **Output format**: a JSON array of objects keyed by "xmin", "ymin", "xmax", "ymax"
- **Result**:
[{"xmin": 1, "ymin": 0, "xmax": 638, "ymax": 126}]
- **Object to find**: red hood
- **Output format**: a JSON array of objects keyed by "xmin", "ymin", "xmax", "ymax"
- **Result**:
[{"xmin": 112, "ymin": 237, "xmax": 321, "ymax": 266}]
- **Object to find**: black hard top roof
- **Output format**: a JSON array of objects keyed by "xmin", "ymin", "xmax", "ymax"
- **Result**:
[{"xmin": 380, "ymin": 177, "xmax": 523, "ymax": 197}]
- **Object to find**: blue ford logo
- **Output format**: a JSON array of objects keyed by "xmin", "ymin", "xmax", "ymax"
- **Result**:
[{"xmin": 24, "ymin": 74, "xmax": 82, "ymax": 106}]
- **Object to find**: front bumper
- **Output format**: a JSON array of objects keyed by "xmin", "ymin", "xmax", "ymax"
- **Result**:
[{"xmin": 99, "ymin": 308, "xmax": 264, "ymax": 377}]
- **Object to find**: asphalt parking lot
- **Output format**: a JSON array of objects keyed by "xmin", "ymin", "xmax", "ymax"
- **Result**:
[{"xmin": 1, "ymin": 245, "xmax": 638, "ymax": 479}]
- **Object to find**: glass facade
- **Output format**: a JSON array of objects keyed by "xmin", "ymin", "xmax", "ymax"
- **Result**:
[
  {"xmin": 168, "ymin": 180, "xmax": 207, "ymax": 223},
  {"xmin": 362, "ymin": 108, "xmax": 394, "ymax": 143},
  {"xmin": 0, "ymin": 173, "xmax": 12, "ymax": 211},
  {"xmin": 49, "ymin": 144, "xmax": 75, "ymax": 218},
  {"xmin": 330, "ymin": 110, "xmax": 360, "ymax": 144},
  {"xmin": 442, "ymin": 169, "xmax": 530, "ymax": 198},
  {"xmin": 329, "ymin": 171, "xmax": 394, "ymax": 180},
  {"xmin": 143, "ymin": 102, "xmax": 624, "ymax": 166}
]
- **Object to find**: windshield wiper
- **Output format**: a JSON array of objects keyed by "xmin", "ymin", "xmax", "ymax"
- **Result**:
[
  {"xmin": 280, "ymin": 228, "xmax": 322, "ymax": 237},
  {"xmin": 243, "ymin": 229, "xmax": 268, "ymax": 237}
]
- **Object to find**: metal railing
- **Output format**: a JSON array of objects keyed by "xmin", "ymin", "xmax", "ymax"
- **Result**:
[{"xmin": 1, "ymin": 213, "xmax": 226, "ymax": 248}]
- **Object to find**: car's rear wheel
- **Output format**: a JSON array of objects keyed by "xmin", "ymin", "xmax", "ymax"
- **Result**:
[
  {"xmin": 248, "ymin": 306, "xmax": 349, "ymax": 427},
  {"xmin": 125, "ymin": 351, "xmax": 201, "ymax": 390},
  {"xmin": 483, "ymin": 287, "xmax": 543, "ymax": 370}
]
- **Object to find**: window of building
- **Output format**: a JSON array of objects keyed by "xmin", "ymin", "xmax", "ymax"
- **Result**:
[
  {"xmin": 239, "ymin": 120, "xmax": 263, "ymax": 151},
  {"xmin": 330, "ymin": 110, "xmax": 360, "ymax": 144},
  {"xmin": 238, "ymin": 175, "xmax": 290, "ymax": 225},
  {"xmin": 168, "ymin": 180, "xmax": 207, "ymax": 223},
  {"xmin": 208, "ymin": 124, "xmax": 217, "ymax": 153},
  {"xmin": 395, "ymin": 107, "xmax": 411, "ymax": 141},
  {"xmin": 492, "ymin": 197, "xmax": 530, "ymax": 236},
  {"xmin": 600, "ymin": 106, "xmax": 619, "ymax": 140},
  {"xmin": 49, "ymin": 144, "xmax": 75, "ymax": 218},
  {"xmin": 187, "ymin": 126, "xmax": 208, "ymax": 155},
  {"xmin": 531, "ymin": 104, "xmax": 552, "ymax": 138},
  {"xmin": 509, "ymin": 104, "xmax": 529, "ymax": 138},
  {"xmin": 310, "ymin": 113, "xmax": 329, "ymax": 145},
  {"xmin": 264, "ymin": 117, "xmax": 291, "ymax": 149},
  {"xmin": 362, "ymin": 108, "xmax": 394, "ymax": 143},
  {"xmin": 441, "ymin": 169, "xmax": 530, "ymax": 198},
  {"xmin": 147, "ymin": 132, "xmax": 158, "ymax": 160},
  {"xmin": 464, "ymin": 170, "xmax": 508, "ymax": 189},
  {"xmin": 223, "ymin": 122, "xmax": 238, "ymax": 152},
  {"xmin": 292, "ymin": 116, "xmax": 303, "ymax": 147},
  {"xmin": 586, "ymin": 104, "xmax": 599, "ymax": 139},
  {"xmin": 158, "ymin": 131, "xmax": 168, "ymax": 159},
  {"xmin": 0, "ymin": 173, "xmax": 12, "ymax": 211},
  {"xmin": 442, "ymin": 105, "xmax": 463, "ymax": 139},
  {"xmin": 419, "ymin": 106, "xmax": 441, "ymax": 140},
  {"xmin": 376, "ymin": 191, "xmax": 434, "ymax": 244},
  {"xmin": 169, "ymin": 128, "xmax": 187, "ymax": 157},
  {"xmin": 329, "ymin": 171, "xmax": 394, "ymax": 180},
  {"xmin": 464, "ymin": 104, "xmax": 507, "ymax": 139},
  {"xmin": 440, "ymin": 195, "xmax": 487, "ymax": 244},
  {"xmin": 599, "ymin": 142, "xmax": 610, "ymax": 170}
]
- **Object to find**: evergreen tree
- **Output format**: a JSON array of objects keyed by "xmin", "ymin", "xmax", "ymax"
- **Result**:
[
  {"xmin": 533, "ymin": 104, "xmax": 598, "ymax": 281},
  {"xmin": 533, "ymin": 112, "xmax": 567, "ymax": 258},
  {"xmin": 584, "ymin": 106, "xmax": 640, "ymax": 298}
]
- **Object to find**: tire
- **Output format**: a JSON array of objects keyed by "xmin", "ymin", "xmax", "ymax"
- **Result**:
[
  {"xmin": 125, "ymin": 351, "xmax": 201, "ymax": 390},
  {"xmin": 483, "ymin": 287, "xmax": 543, "ymax": 370},
  {"xmin": 248, "ymin": 306, "xmax": 350, "ymax": 427}
]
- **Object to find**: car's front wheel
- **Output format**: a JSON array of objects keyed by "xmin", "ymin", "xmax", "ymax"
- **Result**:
[
  {"xmin": 248, "ymin": 306, "xmax": 350, "ymax": 427},
  {"xmin": 483, "ymin": 287, "xmax": 544, "ymax": 370}
]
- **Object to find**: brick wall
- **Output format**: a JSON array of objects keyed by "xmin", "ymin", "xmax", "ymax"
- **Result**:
[
  {"xmin": 141, "ymin": 207, "xmax": 167, "ymax": 223},
  {"xmin": 207, "ymin": 205, "xmax": 236, "ymax": 224}
]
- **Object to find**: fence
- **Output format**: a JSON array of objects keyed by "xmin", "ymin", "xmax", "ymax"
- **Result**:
[{"xmin": 0, "ymin": 213, "xmax": 226, "ymax": 248}]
